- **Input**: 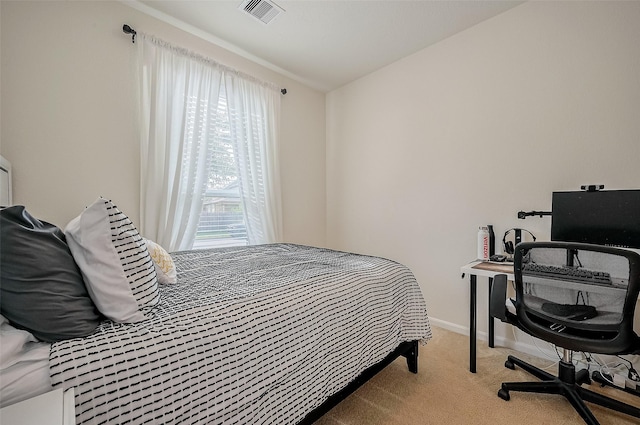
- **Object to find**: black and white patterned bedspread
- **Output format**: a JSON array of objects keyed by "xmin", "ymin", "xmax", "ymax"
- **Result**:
[{"xmin": 49, "ymin": 244, "xmax": 431, "ymax": 425}]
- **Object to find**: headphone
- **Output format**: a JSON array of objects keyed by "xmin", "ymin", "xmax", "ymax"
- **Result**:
[{"xmin": 502, "ymin": 228, "xmax": 536, "ymax": 255}]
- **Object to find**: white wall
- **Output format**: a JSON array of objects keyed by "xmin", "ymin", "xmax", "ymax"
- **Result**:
[
  {"xmin": 0, "ymin": 0, "xmax": 326, "ymax": 247},
  {"xmin": 326, "ymin": 1, "xmax": 640, "ymax": 339},
  {"xmin": 3, "ymin": 0, "xmax": 640, "ymax": 346}
]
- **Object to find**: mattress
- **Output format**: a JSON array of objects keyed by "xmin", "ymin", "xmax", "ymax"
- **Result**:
[{"xmin": 49, "ymin": 244, "xmax": 431, "ymax": 424}]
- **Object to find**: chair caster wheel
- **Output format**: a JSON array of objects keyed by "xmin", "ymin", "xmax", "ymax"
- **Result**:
[
  {"xmin": 504, "ymin": 360, "xmax": 515, "ymax": 370},
  {"xmin": 498, "ymin": 388, "xmax": 510, "ymax": 401},
  {"xmin": 576, "ymin": 369, "xmax": 591, "ymax": 386}
]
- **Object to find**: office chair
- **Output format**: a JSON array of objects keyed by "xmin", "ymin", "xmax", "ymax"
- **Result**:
[{"xmin": 490, "ymin": 241, "xmax": 640, "ymax": 425}]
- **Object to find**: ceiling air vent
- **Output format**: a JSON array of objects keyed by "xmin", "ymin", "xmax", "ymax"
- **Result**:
[{"xmin": 239, "ymin": 0, "xmax": 284, "ymax": 25}]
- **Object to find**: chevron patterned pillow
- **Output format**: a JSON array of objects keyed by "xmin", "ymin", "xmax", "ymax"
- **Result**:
[{"xmin": 144, "ymin": 238, "xmax": 177, "ymax": 284}]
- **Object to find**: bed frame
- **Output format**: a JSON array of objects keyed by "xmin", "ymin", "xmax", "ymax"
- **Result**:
[{"xmin": 298, "ymin": 340, "xmax": 419, "ymax": 424}]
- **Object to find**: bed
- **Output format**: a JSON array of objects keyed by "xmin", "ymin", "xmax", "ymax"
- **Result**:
[{"xmin": 0, "ymin": 199, "xmax": 432, "ymax": 424}]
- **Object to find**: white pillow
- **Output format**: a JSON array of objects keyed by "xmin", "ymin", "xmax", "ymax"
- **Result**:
[
  {"xmin": 144, "ymin": 239, "xmax": 177, "ymax": 284},
  {"xmin": 65, "ymin": 198, "xmax": 159, "ymax": 323}
]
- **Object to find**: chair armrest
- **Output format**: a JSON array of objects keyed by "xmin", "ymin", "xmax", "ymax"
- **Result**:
[{"xmin": 490, "ymin": 274, "xmax": 508, "ymax": 322}]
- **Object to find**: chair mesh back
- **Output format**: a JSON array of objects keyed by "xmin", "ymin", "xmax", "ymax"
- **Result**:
[{"xmin": 515, "ymin": 242, "xmax": 639, "ymax": 353}]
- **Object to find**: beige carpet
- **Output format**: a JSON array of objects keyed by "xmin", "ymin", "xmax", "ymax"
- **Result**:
[{"xmin": 314, "ymin": 326, "xmax": 640, "ymax": 424}]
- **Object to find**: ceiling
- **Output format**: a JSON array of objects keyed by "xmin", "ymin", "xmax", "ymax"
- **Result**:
[{"xmin": 132, "ymin": 1, "xmax": 524, "ymax": 92}]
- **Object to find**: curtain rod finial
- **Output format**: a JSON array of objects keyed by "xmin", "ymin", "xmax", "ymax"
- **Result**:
[
  {"xmin": 123, "ymin": 24, "xmax": 137, "ymax": 43},
  {"xmin": 281, "ymin": 88, "xmax": 287, "ymax": 95}
]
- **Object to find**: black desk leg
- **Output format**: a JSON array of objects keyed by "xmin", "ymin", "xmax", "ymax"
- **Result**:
[
  {"xmin": 488, "ymin": 277, "xmax": 494, "ymax": 348},
  {"xmin": 470, "ymin": 274, "xmax": 477, "ymax": 373}
]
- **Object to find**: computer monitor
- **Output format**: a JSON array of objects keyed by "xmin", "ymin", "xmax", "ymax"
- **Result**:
[{"xmin": 551, "ymin": 190, "xmax": 640, "ymax": 249}]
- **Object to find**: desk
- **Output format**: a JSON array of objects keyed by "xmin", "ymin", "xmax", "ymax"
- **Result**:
[{"xmin": 460, "ymin": 261, "xmax": 514, "ymax": 373}]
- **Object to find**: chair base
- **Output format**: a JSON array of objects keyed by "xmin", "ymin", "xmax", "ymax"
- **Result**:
[{"xmin": 498, "ymin": 354, "xmax": 640, "ymax": 425}]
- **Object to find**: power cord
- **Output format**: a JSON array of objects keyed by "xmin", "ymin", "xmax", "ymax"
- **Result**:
[
  {"xmin": 510, "ymin": 325, "xmax": 560, "ymax": 371},
  {"xmin": 617, "ymin": 355, "xmax": 640, "ymax": 382},
  {"xmin": 590, "ymin": 354, "xmax": 640, "ymax": 394}
]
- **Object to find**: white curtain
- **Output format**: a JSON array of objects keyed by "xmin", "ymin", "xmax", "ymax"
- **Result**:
[
  {"xmin": 226, "ymin": 75, "xmax": 283, "ymax": 245},
  {"xmin": 137, "ymin": 35, "xmax": 282, "ymax": 251}
]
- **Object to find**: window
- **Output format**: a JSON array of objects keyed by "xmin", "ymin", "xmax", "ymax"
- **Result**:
[
  {"xmin": 193, "ymin": 87, "xmax": 248, "ymax": 249},
  {"xmin": 138, "ymin": 34, "xmax": 282, "ymax": 252}
]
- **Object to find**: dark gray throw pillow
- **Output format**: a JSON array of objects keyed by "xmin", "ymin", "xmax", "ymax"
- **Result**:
[{"xmin": 0, "ymin": 205, "xmax": 102, "ymax": 342}]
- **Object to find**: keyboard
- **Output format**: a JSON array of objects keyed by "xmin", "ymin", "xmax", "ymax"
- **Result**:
[{"xmin": 522, "ymin": 263, "xmax": 612, "ymax": 285}]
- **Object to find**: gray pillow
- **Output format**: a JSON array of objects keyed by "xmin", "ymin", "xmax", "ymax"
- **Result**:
[{"xmin": 0, "ymin": 206, "xmax": 102, "ymax": 342}]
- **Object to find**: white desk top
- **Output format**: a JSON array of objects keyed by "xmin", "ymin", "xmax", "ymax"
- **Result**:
[{"xmin": 461, "ymin": 260, "xmax": 515, "ymax": 280}]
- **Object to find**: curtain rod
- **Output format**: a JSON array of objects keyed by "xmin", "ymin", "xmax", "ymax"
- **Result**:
[{"xmin": 122, "ymin": 24, "xmax": 287, "ymax": 95}]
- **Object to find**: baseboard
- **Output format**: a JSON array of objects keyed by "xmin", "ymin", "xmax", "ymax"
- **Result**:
[
  {"xmin": 428, "ymin": 317, "xmax": 469, "ymax": 335},
  {"xmin": 429, "ymin": 317, "xmax": 640, "ymax": 379},
  {"xmin": 428, "ymin": 317, "xmax": 556, "ymax": 361}
]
